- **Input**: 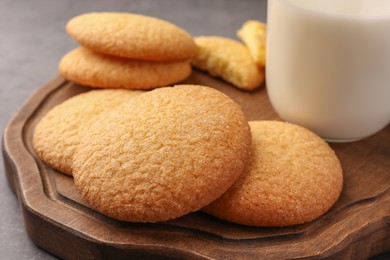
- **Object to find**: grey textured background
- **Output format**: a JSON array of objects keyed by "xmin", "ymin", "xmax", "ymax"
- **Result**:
[
  {"xmin": 0, "ymin": 0, "xmax": 388, "ymax": 259},
  {"xmin": 0, "ymin": 0, "xmax": 266, "ymax": 259}
]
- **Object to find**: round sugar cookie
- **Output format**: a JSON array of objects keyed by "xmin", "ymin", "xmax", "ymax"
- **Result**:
[
  {"xmin": 203, "ymin": 121, "xmax": 343, "ymax": 227},
  {"xmin": 33, "ymin": 89, "xmax": 142, "ymax": 176},
  {"xmin": 73, "ymin": 85, "xmax": 251, "ymax": 223},
  {"xmin": 66, "ymin": 12, "xmax": 198, "ymax": 61},
  {"xmin": 59, "ymin": 47, "xmax": 192, "ymax": 90}
]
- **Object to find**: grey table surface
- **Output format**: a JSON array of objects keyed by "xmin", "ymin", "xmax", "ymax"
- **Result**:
[{"xmin": 0, "ymin": 0, "xmax": 388, "ymax": 259}]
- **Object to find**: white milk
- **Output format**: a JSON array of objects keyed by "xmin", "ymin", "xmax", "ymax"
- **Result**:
[{"xmin": 266, "ymin": 0, "xmax": 390, "ymax": 142}]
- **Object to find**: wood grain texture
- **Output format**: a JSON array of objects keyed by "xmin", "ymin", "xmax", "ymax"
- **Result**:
[{"xmin": 2, "ymin": 71, "xmax": 390, "ymax": 259}]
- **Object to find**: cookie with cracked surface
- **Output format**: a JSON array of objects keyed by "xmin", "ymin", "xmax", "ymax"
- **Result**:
[
  {"xmin": 192, "ymin": 36, "xmax": 264, "ymax": 91},
  {"xmin": 73, "ymin": 85, "xmax": 252, "ymax": 223},
  {"xmin": 66, "ymin": 12, "xmax": 198, "ymax": 61},
  {"xmin": 59, "ymin": 47, "xmax": 192, "ymax": 89},
  {"xmin": 203, "ymin": 120, "xmax": 343, "ymax": 227},
  {"xmin": 33, "ymin": 89, "xmax": 142, "ymax": 176}
]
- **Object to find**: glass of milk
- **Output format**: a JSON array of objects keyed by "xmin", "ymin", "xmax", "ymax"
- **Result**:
[{"xmin": 266, "ymin": 0, "xmax": 390, "ymax": 142}]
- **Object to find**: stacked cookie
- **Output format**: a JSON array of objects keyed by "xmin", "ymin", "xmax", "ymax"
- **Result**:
[
  {"xmin": 34, "ymin": 85, "xmax": 252, "ymax": 223},
  {"xmin": 33, "ymin": 84, "xmax": 343, "ymax": 226},
  {"xmin": 60, "ymin": 13, "xmax": 198, "ymax": 89},
  {"xmin": 204, "ymin": 121, "xmax": 343, "ymax": 227},
  {"xmin": 33, "ymin": 89, "xmax": 143, "ymax": 176},
  {"xmin": 34, "ymin": 13, "xmax": 343, "ymax": 227}
]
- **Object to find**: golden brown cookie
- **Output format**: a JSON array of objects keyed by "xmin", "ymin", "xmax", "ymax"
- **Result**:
[
  {"xmin": 33, "ymin": 89, "xmax": 142, "ymax": 176},
  {"xmin": 192, "ymin": 36, "xmax": 264, "ymax": 90},
  {"xmin": 66, "ymin": 12, "xmax": 198, "ymax": 61},
  {"xmin": 237, "ymin": 20, "xmax": 267, "ymax": 67},
  {"xmin": 73, "ymin": 85, "xmax": 251, "ymax": 223},
  {"xmin": 59, "ymin": 47, "xmax": 192, "ymax": 89},
  {"xmin": 203, "ymin": 120, "xmax": 343, "ymax": 227}
]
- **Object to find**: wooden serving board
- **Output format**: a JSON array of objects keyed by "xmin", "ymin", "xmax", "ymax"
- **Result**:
[{"xmin": 2, "ymin": 71, "xmax": 390, "ymax": 259}]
